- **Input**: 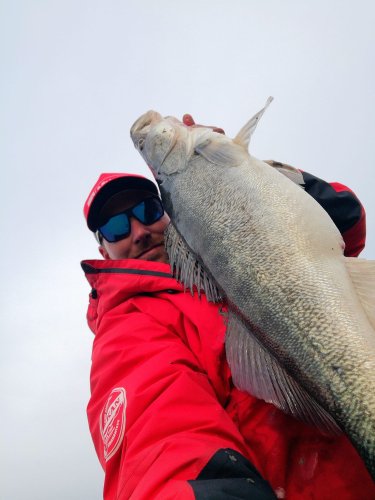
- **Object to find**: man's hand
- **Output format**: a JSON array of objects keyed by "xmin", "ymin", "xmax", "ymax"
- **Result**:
[{"xmin": 182, "ymin": 114, "xmax": 225, "ymax": 135}]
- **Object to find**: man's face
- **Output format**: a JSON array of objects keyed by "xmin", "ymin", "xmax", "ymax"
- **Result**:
[{"xmin": 98, "ymin": 189, "xmax": 170, "ymax": 263}]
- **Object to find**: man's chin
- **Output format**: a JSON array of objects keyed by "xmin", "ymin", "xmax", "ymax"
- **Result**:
[
  {"xmin": 144, "ymin": 254, "xmax": 170, "ymax": 264},
  {"xmin": 138, "ymin": 245, "xmax": 169, "ymax": 264}
]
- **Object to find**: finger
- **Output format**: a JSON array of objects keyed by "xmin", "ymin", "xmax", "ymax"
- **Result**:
[
  {"xmin": 183, "ymin": 115, "xmax": 225, "ymax": 135},
  {"xmin": 212, "ymin": 127, "xmax": 225, "ymax": 135},
  {"xmin": 182, "ymin": 114, "xmax": 196, "ymax": 126}
]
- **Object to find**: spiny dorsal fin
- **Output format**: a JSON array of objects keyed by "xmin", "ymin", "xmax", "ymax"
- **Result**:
[
  {"xmin": 233, "ymin": 96, "xmax": 274, "ymax": 152},
  {"xmin": 263, "ymin": 160, "xmax": 305, "ymax": 188},
  {"xmin": 164, "ymin": 222, "xmax": 222, "ymax": 303},
  {"xmin": 225, "ymin": 311, "xmax": 341, "ymax": 436},
  {"xmin": 345, "ymin": 257, "xmax": 375, "ymax": 329}
]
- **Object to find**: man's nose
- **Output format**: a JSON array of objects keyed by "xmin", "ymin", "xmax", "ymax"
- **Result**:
[{"xmin": 130, "ymin": 217, "xmax": 151, "ymax": 242}]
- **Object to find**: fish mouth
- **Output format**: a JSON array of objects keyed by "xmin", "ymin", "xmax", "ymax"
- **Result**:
[{"xmin": 130, "ymin": 110, "xmax": 163, "ymax": 136}]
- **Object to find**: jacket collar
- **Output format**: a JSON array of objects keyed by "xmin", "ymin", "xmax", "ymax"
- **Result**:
[
  {"xmin": 81, "ymin": 259, "xmax": 185, "ymax": 334},
  {"xmin": 81, "ymin": 258, "xmax": 182, "ymax": 300}
]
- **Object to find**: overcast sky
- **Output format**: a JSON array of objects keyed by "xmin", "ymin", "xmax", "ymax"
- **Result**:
[{"xmin": 1, "ymin": 1, "xmax": 374, "ymax": 498}]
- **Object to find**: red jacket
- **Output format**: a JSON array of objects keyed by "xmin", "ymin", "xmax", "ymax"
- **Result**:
[{"xmin": 82, "ymin": 176, "xmax": 373, "ymax": 499}]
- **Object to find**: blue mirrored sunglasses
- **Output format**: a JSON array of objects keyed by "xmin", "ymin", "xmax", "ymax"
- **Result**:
[{"xmin": 98, "ymin": 196, "xmax": 164, "ymax": 243}]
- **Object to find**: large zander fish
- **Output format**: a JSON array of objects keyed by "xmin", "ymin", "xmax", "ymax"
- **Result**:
[{"xmin": 130, "ymin": 98, "xmax": 375, "ymax": 481}]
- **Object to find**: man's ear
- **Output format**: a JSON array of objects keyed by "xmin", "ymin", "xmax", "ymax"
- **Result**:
[{"xmin": 99, "ymin": 245, "xmax": 110, "ymax": 260}]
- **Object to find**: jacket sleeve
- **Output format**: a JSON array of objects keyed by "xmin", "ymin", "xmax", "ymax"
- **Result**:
[
  {"xmin": 301, "ymin": 171, "xmax": 366, "ymax": 257},
  {"xmin": 87, "ymin": 295, "xmax": 277, "ymax": 500}
]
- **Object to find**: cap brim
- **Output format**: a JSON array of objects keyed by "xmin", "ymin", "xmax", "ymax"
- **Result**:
[{"xmin": 87, "ymin": 176, "xmax": 159, "ymax": 231}]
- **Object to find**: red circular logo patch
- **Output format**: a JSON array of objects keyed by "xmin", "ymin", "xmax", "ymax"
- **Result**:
[{"xmin": 100, "ymin": 387, "xmax": 127, "ymax": 461}]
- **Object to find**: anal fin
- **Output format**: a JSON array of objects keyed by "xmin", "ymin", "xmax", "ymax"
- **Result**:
[{"xmin": 225, "ymin": 312, "xmax": 341, "ymax": 435}]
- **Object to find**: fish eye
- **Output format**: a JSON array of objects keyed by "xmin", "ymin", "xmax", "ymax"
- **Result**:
[{"xmin": 138, "ymin": 138, "xmax": 145, "ymax": 151}]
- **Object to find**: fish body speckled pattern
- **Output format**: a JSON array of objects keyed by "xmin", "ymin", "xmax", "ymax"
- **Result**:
[{"xmin": 130, "ymin": 99, "xmax": 375, "ymax": 481}]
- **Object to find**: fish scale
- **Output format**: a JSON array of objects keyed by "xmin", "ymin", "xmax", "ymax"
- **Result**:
[{"xmin": 130, "ymin": 100, "xmax": 375, "ymax": 481}]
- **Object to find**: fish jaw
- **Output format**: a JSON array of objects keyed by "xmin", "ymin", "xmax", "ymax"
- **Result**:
[
  {"xmin": 130, "ymin": 112, "xmax": 180, "ymax": 178},
  {"xmin": 130, "ymin": 110, "xmax": 165, "ymax": 167}
]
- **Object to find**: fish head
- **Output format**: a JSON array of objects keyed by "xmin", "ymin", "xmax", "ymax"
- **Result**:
[
  {"xmin": 130, "ymin": 111, "xmax": 213, "ymax": 181},
  {"xmin": 131, "ymin": 97, "xmax": 275, "ymax": 186}
]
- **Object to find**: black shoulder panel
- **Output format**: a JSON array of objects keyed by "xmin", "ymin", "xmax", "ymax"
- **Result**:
[
  {"xmin": 188, "ymin": 448, "xmax": 277, "ymax": 500},
  {"xmin": 81, "ymin": 262, "xmax": 98, "ymax": 274},
  {"xmin": 302, "ymin": 171, "xmax": 362, "ymax": 234}
]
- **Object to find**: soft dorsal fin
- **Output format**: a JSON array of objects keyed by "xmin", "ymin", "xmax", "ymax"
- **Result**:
[
  {"xmin": 225, "ymin": 312, "xmax": 341, "ymax": 435},
  {"xmin": 233, "ymin": 96, "xmax": 274, "ymax": 151},
  {"xmin": 345, "ymin": 258, "xmax": 375, "ymax": 329},
  {"xmin": 263, "ymin": 160, "xmax": 305, "ymax": 188}
]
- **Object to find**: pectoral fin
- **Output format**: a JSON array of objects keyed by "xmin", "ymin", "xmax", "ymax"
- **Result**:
[
  {"xmin": 345, "ymin": 257, "xmax": 375, "ymax": 329},
  {"xmin": 195, "ymin": 137, "xmax": 248, "ymax": 168},
  {"xmin": 225, "ymin": 312, "xmax": 341, "ymax": 435}
]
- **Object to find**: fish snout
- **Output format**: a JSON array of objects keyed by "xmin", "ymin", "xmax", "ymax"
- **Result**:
[{"xmin": 130, "ymin": 111, "xmax": 163, "ymax": 150}]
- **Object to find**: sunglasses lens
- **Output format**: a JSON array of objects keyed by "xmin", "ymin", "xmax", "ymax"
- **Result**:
[
  {"xmin": 98, "ymin": 197, "xmax": 164, "ymax": 243},
  {"xmin": 133, "ymin": 197, "xmax": 164, "ymax": 225},
  {"xmin": 99, "ymin": 213, "xmax": 131, "ymax": 243}
]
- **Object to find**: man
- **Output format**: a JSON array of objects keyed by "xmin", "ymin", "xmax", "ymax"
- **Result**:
[
  {"xmin": 82, "ymin": 137, "xmax": 373, "ymax": 499},
  {"xmin": 93, "ymin": 176, "xmax": 170, "ymax": 263}
]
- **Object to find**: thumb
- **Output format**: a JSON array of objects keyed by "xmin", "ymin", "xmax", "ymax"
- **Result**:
[{"xmin": 182, "ymin": 114, "xmax": 195, "ymax": 126}]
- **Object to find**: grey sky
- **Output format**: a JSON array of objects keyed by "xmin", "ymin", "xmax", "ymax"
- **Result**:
[{"xmin": 1, "ymin": 1, "xmax": 374, "ymax": 498}]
